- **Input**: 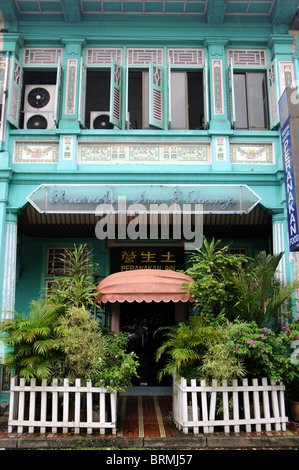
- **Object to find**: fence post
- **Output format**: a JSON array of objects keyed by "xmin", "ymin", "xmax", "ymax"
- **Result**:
[
  {"xmin": 52, "ymin": 378, "xmax": 58, "ymax": 434},
  {"xmin": 262, "ymin": 377, "xmax": 271, "ymax": 431},
  {"xmin": 200, "ymin": 379, "xmax": 209, "ymax": 433},
  {"xmin": 111, "ymin": 391, "xmax": 117, "ymax": 435},
  {"xmin": 8, "ymin": 375, "xmax": 17, "ymax": 433},
  {"xmin": 222, "ymin": 379, "xmax": 230, "ymax": 433},
  {"xmin": 252, "ymin": 378, "xmax": 261, "ymax": 433},
  {"xmin": 279, "ymin": 383, "xmax": 287, "ymax": 431},
  {"xmin": 74, "ymin": 378, "xmax": 81, "ymax": 434},
  {"xmin": 190, "ymin": 379, "xmax": 199, "ymax": 434},
  {"xmin": 101, "ymin": 389, "xmax": 108, "ymax": 435},
  {"xmin": 86, "ymin": 380, "xmax": 93, "ymax": 435},
  {"xmin": 232, "ymin": 379, "xmax": 240, "ymax": 433},
  {"xmin": 40, "ymin": 379, "xmax": 47, "ymax": 433},
  {"xmin": 28, "ymin": 378, "xmax": 36, "ymax": 433},
  {"xmin": 270, "ymin": 379, "xmax": 281, "ymax": 431},
  {"xmin": 209, "ymin": 379, "xmax": 217, "ymax": 433},
  {"xmin": 63, "ymin": 378, "xmax": 69, "ymax": 433}
]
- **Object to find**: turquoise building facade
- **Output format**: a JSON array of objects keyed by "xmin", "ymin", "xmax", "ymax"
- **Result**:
[{"xmin": 0, "ymin": 0, "xmax": 299, "ymax": 392}]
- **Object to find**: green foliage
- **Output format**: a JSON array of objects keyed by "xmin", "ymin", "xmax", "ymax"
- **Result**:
[
  {"xmin": 97, "ymin": 331, "xmax": 139, "ymax": 392},
  {"xmin": 1, "ymin": 244, "xmax": 139, "ymax": 391},
  {"xmin": 199, "ymin": 322, "xmax": 247, "ymax": 383},
  {"xmin": 48, "ymin": 244, "xmax": 100, "ymax": 310},
  {"xmin": 183, "ymin": 238, "xmax": 247, "ymax": 325},
  {"xmin": 155, "ymin": 316, "xmax": 217, "ymax": 380},
  {"xmin": 0, "ymin": 300, "xmax": 62, "ymax": 382},
  {"xmin": 231, "ymin": 251, "xmax": 299, "ymax": 328},
  {"xmin": 226, "ymin": 319, "xmax": 299, "ymax": 386},
  {"xmin": 57, "ymin": 306, "xmax": 108, "ymax": 383},
  {"xmin": 57, "ymin": 307, "xmax": 139, "ymax": 390}
]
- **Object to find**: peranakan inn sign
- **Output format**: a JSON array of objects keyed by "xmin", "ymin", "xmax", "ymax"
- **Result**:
[
  {"xmin": 279, "ymin": 87, "xmax": 299, "ymax": 251},
  {"xmin": 27, "ymin": 184, "xmax": 261, "ymax": 214}
]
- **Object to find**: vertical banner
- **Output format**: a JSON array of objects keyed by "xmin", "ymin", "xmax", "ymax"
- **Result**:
[{"xmin": 279, "ymin": 87, "xmax": 299, "ymax": 251}]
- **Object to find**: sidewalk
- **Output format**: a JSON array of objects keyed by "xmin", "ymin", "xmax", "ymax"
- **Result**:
[{"xmin": 1, "ymin": 395, "xmax": 299, "ymax": 450}]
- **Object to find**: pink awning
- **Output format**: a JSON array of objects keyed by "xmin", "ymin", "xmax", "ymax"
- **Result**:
[{"xmin": 96, "ymin": 269, "xmax": 194, "ymax": 303}]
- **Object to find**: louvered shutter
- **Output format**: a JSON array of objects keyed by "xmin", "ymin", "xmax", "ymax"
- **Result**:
[
  {"xmin": 149, "ymin": 62, "xmax": 164, "ymax": 129},
  {"xmin": 125, "ymin": 63, "xmax": 129, "ymax": 129},
  {"xmin": 167, "ymin": 58, "xmax": 172, "ymax": 129},
  {"xmin": 228, "ymin": 58, "xmax": 236, "ymax": 128},
  {"xmin": 110, "ymin": 59, "xmax": 122, "ymax": 129},
  {"xmin": 0, "ymin": 55, "xmax": 9, "ymax": 147},
  {"xmin": 267, "ymin": 60, "xmax": 280, "ymax": 129},
  {"xmin": 78, "ymin": 57, "xmax": 86, "ymax": 128},
  {"xmin": 203, "ymin": 57, "xmax": 210, "ymax": 129},
  {"xmin": 7, "ymin": 55, "xmax": 22, "ymax": 128},
  {"xmin": 54, "ymin": 56, "xmax": 61, "ymax": 127}
]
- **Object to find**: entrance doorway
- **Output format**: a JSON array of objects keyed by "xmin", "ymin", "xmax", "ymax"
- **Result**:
[{"xmin": 120, "ymin": 302, "xmax": 175, "ymax": 385}]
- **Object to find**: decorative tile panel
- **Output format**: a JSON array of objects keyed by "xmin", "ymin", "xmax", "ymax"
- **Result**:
[
  {"xmin": 14, "ymin": 141, "xmax": 59, "ymax": 163},
  {"xmin": 215, "ymin": 137, "xmax": 226, "ymax": 161},
  {"xmin": 230, "ymin": 143, "xmax": 274, "ymax": 164},
  {"xmin": 279, "ymin": 61, "xmax": 295, "ymax": 93},
  {"xmin": 65, "ymin": 59, "xmax": 77, "ymax": 115},
  {"xmin": 212, "ymin": 60, "xmax": 224, "ymax": 115},
  {"xmin": 62, "ymin": 136, "xmax": 74, "ymax": 161},
  {"xmin": 78, "ymin": 142, "xmax": 211, "ymax": 163}
]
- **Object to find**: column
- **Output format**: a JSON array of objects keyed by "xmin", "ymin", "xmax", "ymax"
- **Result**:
[
  {"xmin": 272, "ymin": 208, "xmax": 288, "ymax": 284},
  {"xmin": 1, "ymin": 210, "xmax": 18, "ymax": 320}
]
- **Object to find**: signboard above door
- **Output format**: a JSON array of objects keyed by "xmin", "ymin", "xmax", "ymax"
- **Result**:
[{"xmin": 27, "ymin": 184, "xmax": 261, "ymax": 215}]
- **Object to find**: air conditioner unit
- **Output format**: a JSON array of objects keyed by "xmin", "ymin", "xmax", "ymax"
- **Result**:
[
  {"xmin": 90, "ymin": 111, "xmax": 116, "ymax": 129},
  {"xmin": 23, "ymin": 85, "xmax": 57, "ymax": 129},
  {"xmin": 24, "ymin": 112, "xmax": 55, "ymax": 130},
  {"xmin": 24, "ymin": 84, "xmax": 56, "ymax": 112}
]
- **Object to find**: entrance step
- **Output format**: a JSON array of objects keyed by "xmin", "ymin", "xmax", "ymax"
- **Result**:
[{"xmin": 119, "ymin": 386, "xmax": 172, "ymax": 396}]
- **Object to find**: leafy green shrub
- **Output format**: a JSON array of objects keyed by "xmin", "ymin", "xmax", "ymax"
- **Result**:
[
  {"xmin": 0, "ymin": 300, "xmax": 62, "ymax": 382},
  {"xmin": 227, "ymin": 320, "xmax": 299, "ymax": 385}
]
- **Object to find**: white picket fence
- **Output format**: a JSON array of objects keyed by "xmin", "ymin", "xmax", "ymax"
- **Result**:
[
  {"xmin": 8, "ymin": 376, "xmax": 117, "ymax": 435},
  {"xmin": 173, "ymin": 377, "xmax": 288, "ymax": 434}
]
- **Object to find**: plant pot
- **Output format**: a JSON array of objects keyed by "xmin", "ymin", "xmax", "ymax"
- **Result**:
[{"xmin": 289, "ymin": 399, "xmax": 299, "ymax": 422}]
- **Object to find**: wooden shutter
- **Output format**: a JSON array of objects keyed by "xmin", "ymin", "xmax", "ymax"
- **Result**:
[
  {"xmin": 110, "ymin": 59, "xmax": 122, "ymax": 129},
  {"xmin": 203, "ymin": 57, "xmax": 210, "ymax": 129},
  {"xmin": 7, "ymin": 55, "xmax": 22, "ymax": 128},
  {"xmin": 228, "ymin": 58, "xmax": 236, "ymax": 128},
  {"xmin": 0, "ymin": 55, "xmax": 9, "ymax": 147},
  {"xmin": 267, "ymin": 60, "xmax": 279, "ymax": 129},
  {"xmin": 149, "ymin": 62, "xmax": 164, "ymax": 129},
  {"xmin": 78, "ymin": 57, "xmax": 86, "ymax": 128},
  {"xmin": 54, "ymin": 56, "xmax": 61, "ymax": 127},
  {"xmin": 167, "ymin": 58, "xmax": 172, "ymax": 129}
]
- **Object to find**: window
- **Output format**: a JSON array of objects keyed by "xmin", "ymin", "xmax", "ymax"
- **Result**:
[
  {"xmin": 6, "ymin": 54, "xmax": 61, "ymax": 130},
  {"xmin": 234, "ymin": 71, "xmax": 268, "ymax": 130},
  {"xmin": 79, "ymin": 52, "xmax": 209, "ymax": 130},
  {"xmin": 127, "ymin": 68, "xmax": 205, "ymax": 130},
  {"xmin": 170, "ymin": 71, "xmax": 204, "ymax": 130},
  {"xmin": 45, "ymin": 246, "xmax": 89, "ymax": 295},
  {"xmin": 85, "ymin": 69, "xmax": 112, "ymax": 129}
]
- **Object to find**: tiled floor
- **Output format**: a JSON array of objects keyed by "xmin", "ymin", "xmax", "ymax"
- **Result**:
[{"xmin": 117, "ymin": 395, "xmax": 179, "ymax": 438}]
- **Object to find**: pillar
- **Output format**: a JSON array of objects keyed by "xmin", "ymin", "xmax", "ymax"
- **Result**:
[{"xmin": 1, "ymin": 210, "xmax": 18, "ymax": 320}]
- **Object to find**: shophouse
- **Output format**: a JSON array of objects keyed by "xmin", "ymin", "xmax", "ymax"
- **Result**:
[{"xmin": 0, "ymin": 0, "xmax": 298, "ymax": 396}]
